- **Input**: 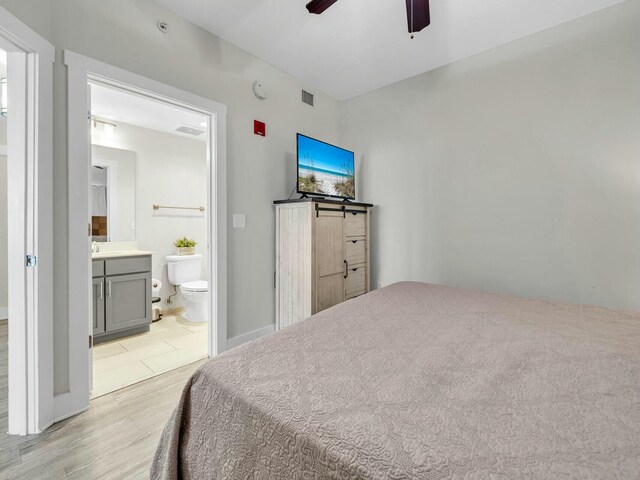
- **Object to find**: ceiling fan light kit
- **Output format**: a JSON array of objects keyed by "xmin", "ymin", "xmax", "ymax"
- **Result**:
[
  {"xmin": 406, "ymin": 0, "xmax": 431, "ymax": 38},
  {"xmin": 305, "ymin": 0, "xmax": 430, "ymax": 38}
]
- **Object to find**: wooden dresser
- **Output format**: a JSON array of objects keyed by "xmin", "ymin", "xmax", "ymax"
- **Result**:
[{"xmin": 274, "ymin": 198, "xmax": 373, "ymax": 330}]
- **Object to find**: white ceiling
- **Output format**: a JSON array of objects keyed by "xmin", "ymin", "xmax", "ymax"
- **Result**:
[
  {"xmin": 90, "ymin": 83, "xmax": 208, "ymax": 141},
  {"xmin": 154, "ymin": 0, "xmax": 625, "ymax": 100}
]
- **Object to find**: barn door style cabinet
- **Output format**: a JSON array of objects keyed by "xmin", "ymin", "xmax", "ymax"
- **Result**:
[{"xmin": 274, "ymin": 198, "xmax": 373, "ymax": 330}]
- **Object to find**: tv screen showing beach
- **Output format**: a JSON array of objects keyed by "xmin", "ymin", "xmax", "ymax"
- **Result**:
[{"xmin": 297, "ymin": 134, "xmax": 355, "ymax": 199}]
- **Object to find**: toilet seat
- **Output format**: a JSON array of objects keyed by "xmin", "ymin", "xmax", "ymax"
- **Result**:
[{"xmin": 181, "ymin": 280, "xmax": 208, "ymax": 292}]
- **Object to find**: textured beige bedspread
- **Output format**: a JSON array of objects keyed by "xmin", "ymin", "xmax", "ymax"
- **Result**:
[{"xmin": 152, "ymin": 282, "xmax": 640, "ymax": 479}]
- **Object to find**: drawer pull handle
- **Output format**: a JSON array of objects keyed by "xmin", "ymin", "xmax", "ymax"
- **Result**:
[
  {"xmin": 351, "ymin": 240, "xmax": 357, "ymax": 243},
  {"xmin": 344, "ymin": 260, "xmax": 349, "ymax": 279},
  {"xmin": 352, "ymin": 268, "xmax": 358, "ymax": 272},
  {"xmin": 108, "ymin": 281, "xmax": 112, "ymax": 298},
  {"xmin": 99, "ymin": 282, "xmax": 104, "ymax": 299}
]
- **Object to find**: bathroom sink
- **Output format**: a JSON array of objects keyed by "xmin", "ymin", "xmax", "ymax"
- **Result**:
[{"xmin": 92, "ymin": 250, "xmax": 154, "ymax": 258}]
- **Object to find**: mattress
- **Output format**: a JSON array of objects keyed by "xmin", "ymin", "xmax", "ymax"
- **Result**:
[{"xmin": 152, "ymin": 282, "xmax": 640, "ymax": 479}]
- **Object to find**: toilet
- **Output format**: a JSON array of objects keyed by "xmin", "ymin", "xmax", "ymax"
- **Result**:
[{"xmin": 166, "ymin": 254, "xmax": 208, "ymax": 323}]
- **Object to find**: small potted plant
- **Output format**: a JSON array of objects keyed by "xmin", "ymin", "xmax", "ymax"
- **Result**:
[{"xmin": 174, "ymin": 236, "xmax": 197, "ymax": 256}]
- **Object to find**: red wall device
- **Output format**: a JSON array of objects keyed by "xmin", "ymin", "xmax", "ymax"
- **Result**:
[{"xmin": 254, "ymin": 120, "xmax": 266, "ymax": 137}]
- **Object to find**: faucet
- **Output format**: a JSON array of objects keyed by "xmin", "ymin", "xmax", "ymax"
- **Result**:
[{"xmin": 92, "ymin": 242, "xmax": 100, "ymax": 253}]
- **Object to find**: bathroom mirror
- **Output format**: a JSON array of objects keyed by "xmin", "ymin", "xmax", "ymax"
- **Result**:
[{"xmin": 91, "ymin": 145, "xmax": 136, "ymax": 242}]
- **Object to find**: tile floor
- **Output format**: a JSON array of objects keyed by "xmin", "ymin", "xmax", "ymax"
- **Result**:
[{"xmin": 91, "ymin": 315, "xmax": 208, "ymax": 398}]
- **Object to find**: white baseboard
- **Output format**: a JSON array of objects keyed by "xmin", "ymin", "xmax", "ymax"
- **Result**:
[
  {"xmin": 0, "ymin": 307, "xmax": 7, "ymax": 320},
  {"xmin": 226, "ymin": 324, "xmax": 275, "ymax": 350}
]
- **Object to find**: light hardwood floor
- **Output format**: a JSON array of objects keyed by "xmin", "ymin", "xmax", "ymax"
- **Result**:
[{"xmin": 0, "ymin": 319, "xmax": 205, "ymax": 479}]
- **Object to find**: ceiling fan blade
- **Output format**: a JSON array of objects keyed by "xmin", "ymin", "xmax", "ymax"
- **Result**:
[
  {"xmin": 406, "ymin": 0, "xmax": 431, "ymax": 33},
  {"xmin": 306, "ymin": 0, "xmax": 339, "ymax": 15}
]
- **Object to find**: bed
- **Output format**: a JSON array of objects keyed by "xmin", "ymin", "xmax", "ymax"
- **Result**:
[{"xmin": 152, "ymin": 282, "xmax": 640, "ymax": 479}]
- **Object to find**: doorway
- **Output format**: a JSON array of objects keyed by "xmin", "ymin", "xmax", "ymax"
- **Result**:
[
  {"xmin": 88, "ymin": 82, "xmax": 210, "ymax": 397},
  {"xmin": 63, "ymin": 51, "xmax": 227, "ymax": 418}
]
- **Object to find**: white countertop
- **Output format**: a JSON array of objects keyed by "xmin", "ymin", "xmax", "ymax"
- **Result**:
[{"xmin": 92, "ymin": 250, "xmax": 154, "ymax": 260}]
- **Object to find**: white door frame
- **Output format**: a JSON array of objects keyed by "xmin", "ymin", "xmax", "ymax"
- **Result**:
[
  {"xmin": 60, "ymin": 50, "xmax": 227, "ymax": 420},
  {"xmin": 0, "ymin": 7, "xmax": 55, "ymax": 434}
]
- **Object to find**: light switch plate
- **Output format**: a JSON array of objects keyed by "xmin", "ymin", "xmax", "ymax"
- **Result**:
[{"xmin": 233, "ymin": 214, "xmax": 246, "ymax": 228}]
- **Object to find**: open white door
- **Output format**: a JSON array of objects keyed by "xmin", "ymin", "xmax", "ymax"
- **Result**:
[
  {"xmin": 87, "ymin": 83, "xmax": 93, "ymax": 392},
  {"xmin": 0, "ymin": 5, "xmax": 55, "ymax": 434}
]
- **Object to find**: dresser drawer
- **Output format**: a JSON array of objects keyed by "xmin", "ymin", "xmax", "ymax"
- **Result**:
[
  {"xmin": 345, "ymin": 211, "xmax": 367, "ymax": 237},
  {"xmin": 345, "ymin": 265, "xmax": 366, "ymax": 297},
  {"xmin": 105, "ymin": 256, "xmax": 152, "ymax": 276},
  {"xmin": 345, "ymin": 238, "xmax": 366, "ymax": 266}
]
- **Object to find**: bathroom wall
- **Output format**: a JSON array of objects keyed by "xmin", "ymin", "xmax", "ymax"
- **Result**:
[{"xmin": 92, "ymin": 121, "xmax": 208, "ymax": 310}]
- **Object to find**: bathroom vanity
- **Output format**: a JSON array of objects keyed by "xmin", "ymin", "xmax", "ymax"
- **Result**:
[{"xmin": 91, "ymin": 251, "xmax": 153, "ymax": 344}]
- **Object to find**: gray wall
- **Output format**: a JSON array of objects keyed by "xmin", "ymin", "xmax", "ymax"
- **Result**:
[
  {"xmin": 343, "ymin": 1, "xmax": 640, "ymax": 310},
  {"xmin": 0, "ymin": 0, "xmax": 342, "ymax": 394}
]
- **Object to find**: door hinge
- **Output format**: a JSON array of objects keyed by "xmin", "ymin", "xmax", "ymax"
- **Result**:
[
  {"xmin": 26, "ymin": 255, "xmax": 37, "ymax": 267},
  {"xmin": 89, "ymin": 335, "xmax": 93, "ymax": 348},
  {"xmin": 88, "ymin": 223, "xmax": 91, "ymax": 236}
]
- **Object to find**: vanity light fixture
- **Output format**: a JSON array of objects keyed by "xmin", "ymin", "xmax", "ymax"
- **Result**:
[{"xmin": 1, "ymin": 78, "xmax": 7, "ymax": 117}]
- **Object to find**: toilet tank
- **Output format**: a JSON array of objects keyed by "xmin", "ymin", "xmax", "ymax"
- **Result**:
[{"xmin": 166, "ymin": 254, "xmax": 202, "ymax": 285}]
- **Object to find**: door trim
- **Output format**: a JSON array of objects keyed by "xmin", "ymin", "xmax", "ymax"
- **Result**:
[
  {"xmin": 0, "ymin": 6, "xmax": 55, "ymax": 434},
  {"xmin": 61, "ymin": 50, "xmax": 228, "ymax": 421}
]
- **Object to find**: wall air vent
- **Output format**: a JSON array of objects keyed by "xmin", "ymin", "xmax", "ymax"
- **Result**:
[
  {"xmin": 175, "ymin": 124, "xmax": 205, "ymax": 136},
  {"xmin": 302, "ymin": 90, "xmax": 314, "ymax": 107}
]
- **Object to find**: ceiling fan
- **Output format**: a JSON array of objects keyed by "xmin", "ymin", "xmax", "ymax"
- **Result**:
[{"xmin": 306, "ymin": 0, "xmax": 431, "ymax": 39}]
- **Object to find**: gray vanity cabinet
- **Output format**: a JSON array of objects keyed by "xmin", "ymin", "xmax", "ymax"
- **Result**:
[
  {"xmin": 92, "ymin": 278, "xmax": 105, "ymax": 335},
  {"xmin": 105, "ymin": 273, "xmax": 152, "ymax": 333},
  {"xmin": 92, "ymin": 255, "xmax": 152, "ymax": 343}
]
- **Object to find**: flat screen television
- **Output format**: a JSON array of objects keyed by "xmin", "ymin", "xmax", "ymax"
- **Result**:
[{"xmin": 297, "ymin": 133, "xmax": 355, "ymax": 200}]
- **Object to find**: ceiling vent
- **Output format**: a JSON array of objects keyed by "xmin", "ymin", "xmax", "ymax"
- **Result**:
[
  {"xmin": 175, "ymin": 124, "xmax": 205, "ymax": 136},
  {"xmin": 302, "ymin": 90, "xmax": 314, "ymax": 107}
]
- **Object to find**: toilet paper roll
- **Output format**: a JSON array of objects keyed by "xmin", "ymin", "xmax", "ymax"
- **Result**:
[{"xmin": 152, "ymin": 278, "xmax": 162, "ymax": 293}]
